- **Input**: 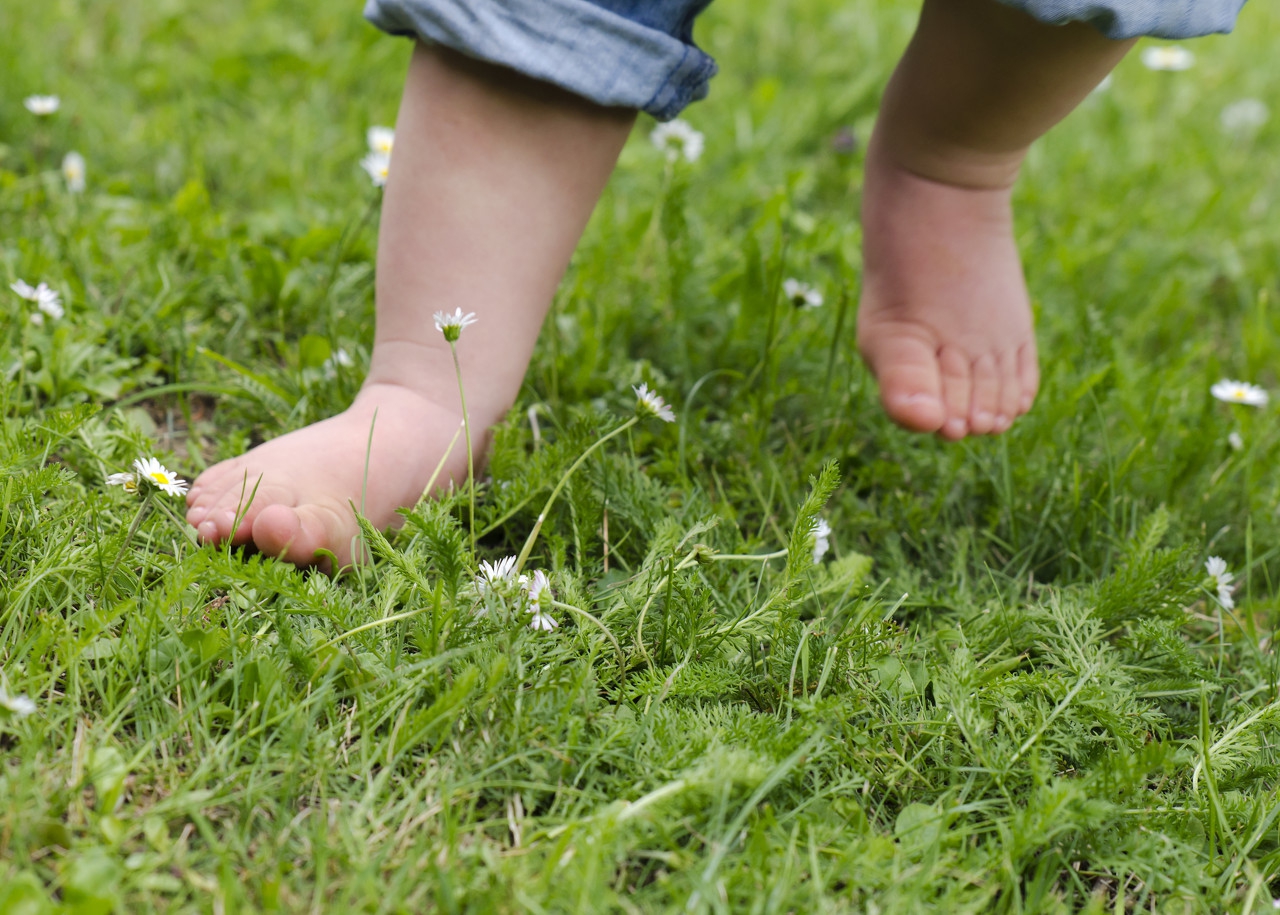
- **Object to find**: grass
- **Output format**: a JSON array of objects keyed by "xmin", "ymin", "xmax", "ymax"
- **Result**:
[{"xmin": 4, "ymin": 0, "xmax": 1280, "ymax": 910}]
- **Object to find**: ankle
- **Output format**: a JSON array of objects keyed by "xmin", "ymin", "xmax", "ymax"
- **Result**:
[{"xmin": 868, "ymin": 114, "xmax": 1026, "ymax": 193}]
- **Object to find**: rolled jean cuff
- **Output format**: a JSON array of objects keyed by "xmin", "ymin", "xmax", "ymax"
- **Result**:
[
  {"xmin": 363, "ymin": 0, "xmax": 718, "ymax": 120},
  {"xmin": 998, "ymin": 0, "xmax": 1249, "ymax": 39}
]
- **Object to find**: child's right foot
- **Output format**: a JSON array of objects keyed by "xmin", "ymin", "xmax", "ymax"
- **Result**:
[{"xmin": 183, "ymin": 44, "xmax": 635, "ymax": 569}]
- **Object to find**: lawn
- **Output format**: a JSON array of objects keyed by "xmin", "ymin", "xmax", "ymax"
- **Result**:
[{"xmin": 4, "ymin": 0, "xmax": 1280, "ymax": 911}]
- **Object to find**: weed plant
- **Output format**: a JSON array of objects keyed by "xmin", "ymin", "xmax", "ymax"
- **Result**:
[{"xmin": 4, "ymin": 0, "xmax": 1280, "ymax": 911}]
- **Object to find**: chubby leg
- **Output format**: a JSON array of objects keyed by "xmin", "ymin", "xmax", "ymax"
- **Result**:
[
  {"xmin": 858, "ymin": 0, "xmax": 1133, "ymax": 439},
  {"xmin": 186, "ymin": 45, "xmax": 634, "ymax": 567}
]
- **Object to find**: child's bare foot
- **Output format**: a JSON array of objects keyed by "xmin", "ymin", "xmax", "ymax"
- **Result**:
[
  {"xmin": 857, "ymin": 142, "xmax": 1038, "ymax": 440},
  {"xmin": 856, "ymin": 0, "xmax": 1131, "ymax": 440},
  {"xmin": 183, "ymin": 45, "xmax": 634, "ymax": 569},
  {"xmin": 184, "ymin": 383, "xmax": 471, "ymax": 568}
]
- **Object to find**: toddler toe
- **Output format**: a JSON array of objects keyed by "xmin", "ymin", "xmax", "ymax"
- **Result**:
[
  {"xmin": 252, "ymin": 503, "xmax": 347, "ymax": 568},
  {"xmin": 863, "ymin": 332, "xmax": 948, "ymax": 433},
  {"xmin": 938, "ymin": 345, "xmax": 974, "ymax": 439},
  {"xmin": 967, "ymin": 354, "xmax": 1000, "ymax": 436}
]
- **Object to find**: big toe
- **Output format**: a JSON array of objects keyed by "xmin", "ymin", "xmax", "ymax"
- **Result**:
[
  {"xmin": 187, "ymin": 474, "xmax": 268, "ymax": 546},
  {"xmin": 251, "ymin": 502, "xmax": 352, "ymax": 569},
  {"xmin": 861, "ymin": 330, "xmax": 946, "ymax": 433}
]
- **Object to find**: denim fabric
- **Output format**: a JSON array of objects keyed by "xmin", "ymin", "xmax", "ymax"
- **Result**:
[
  {"xmin": 364, "ymin": 0, "xmax": 1248, "ymax": 121},
  {"xmin": 1001, "ymin": 0, "xmax": 1248, "ymax": 38},
  {"xmin": 363, "ymin": 0, "xmax": 717, "ymax": 120}
]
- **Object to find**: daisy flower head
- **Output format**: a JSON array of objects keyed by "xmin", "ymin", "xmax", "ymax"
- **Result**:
[
  {"xmin": 1221, "ymin": 99, "xmax": 1269, "ymax": 136},
  {"xmin": 524, "ymin": 570, "xmax": 557, "ymax": 631},
  {"xmin": 11, "ymin": 280, "xmax": 63, "ymax": 321},
  {"xmin": 433, "ymin": 308, "xmax": 478, "ymax": 343},
  {"xmin": 23, "ymin": 95, "xmax": 60, "ymax": 115},
  {"xmin": 525, "ymin": 569, "xmax": 552, "ymax": 606},
  {"xmin": 529, "ymin": 607, "xmax": 559, "ymax": 631},
  {"xmin": 1141, "ymin": 46, "xmax": 1194, "ymax": 72},
  {"xmin": 0, "ymin": 686, "xmax": 36, "ymax": 719},
  {"xmin": 633, "ymin": 383, "xmax": 676, "ymax": 423},
  {"xmin": 650, "ymin": 119, "xmax": 704, "ymax": 164},
  {"xmin": 1211, "ymin": 379, "xmax": 1268, "ymax": 407},
  {"xmin": 322, "ymin": 348, "xmax": 354, "ymax": 377},
  {"xmin": 811, "ymin": 517, "xmax": 832, "ymax": 564},
  {"xmin": 1229, "ymin": 431, "xmax": 1245, "ymax": 451},
  {"xmin": 11, "ymin": 279, "xmax": 41, "ymax": 301},
  {"xmin": 367, "ymin": 125, "xmax": 395, "ymax": 155},
  {"xmin": 62, "ymin": 151, "xmax": 86, "ymax": 193},
  {"xmin": 783, "ymin": 278, "xmax": 824, "ymax": 309},
  {"xmin": 132, "ymin": 456, "xmax": 188, "ymax": 497},
  {"xmin": 477, "ymin": 556, "xmax": 520, "ymax": 594},
  {"xmin": 1205, "ymin": 556, "xmax": 1235, "ymax": 610},
  {"xmin": 105, "ymin": 472, "xmax": 139, "ymax": 494},
  {"xmin": 360, "ymin": 151, "xmax": 390, "ymax": 188},
  {"xmin": 36, "ymin": 289, "xmax": 63, "ymax": 320}
]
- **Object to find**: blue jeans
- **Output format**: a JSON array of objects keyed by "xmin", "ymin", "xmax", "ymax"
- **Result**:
[{"xmin": 363, "ymin": 0, "xmax": 1248, "ymax": 120}]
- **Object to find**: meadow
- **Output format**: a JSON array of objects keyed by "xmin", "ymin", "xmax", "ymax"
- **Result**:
[{"xmin": 4, "ymin": 0, "xmax": 1280, "ymax": 911}]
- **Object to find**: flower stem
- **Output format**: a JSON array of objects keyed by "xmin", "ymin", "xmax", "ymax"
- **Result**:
[
  {"xmin": 449, "ymin": 340, "xmax": 476, "ymax": 557},
  {"xmin": 103, "ymin": 494, "xmax": 153, "ymax": 588},
  {"xmin": 514, "ymin": 416, "xmax": 638, "ymax": 575}
]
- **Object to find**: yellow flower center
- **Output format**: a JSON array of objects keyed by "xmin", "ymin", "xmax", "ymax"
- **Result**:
[{"xmin": 149, "ymin": 472, "xmax": 169, "ymax": 484}]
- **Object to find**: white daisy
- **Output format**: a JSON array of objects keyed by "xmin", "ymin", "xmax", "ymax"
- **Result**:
[
  {"xmin": 360, "ymin": 152, "xmax": 390, "ymax": 187},
  {"xmin": 105, "ymin": 472, "xmax": 139, "ymax": 494},
  {"xmin": 525, "ymin": 569, "xmax": 551, "ymax": 605},
  {"xmin": 36, "ymin": 289, "xmax": 63, "ymax": 320},
  {"xmin": 62, "ymin": 151, "xmax": 86, "ymax": 193},
  {"xmin": 477, "ymin": 556, "xmax": 520, "ymax": 594},
  {"xmin": 0, "ymin": 686, "xmax": 35, "ymax": 718},
  {"xmin": 529, "ymin": 607, "xmax": 559, "ymax": 631},
  {"xmin": 1221, "ymin": 99, "xmax": 1269, "ymax": 136},
  {"xmin": 11, "ymin": 280, "xmax": 63, "ymax": 320},
  {"xmin": 132, "ymin": 456, "xmax": 188, "ymax": 497},
  {"xmin": 783, "ymin": 278, "xmax": 824, "ymax": 309},
  {"xmin": 433, "ymin": 308, "xmax": 477, "ymax": 343},
  {"xmin": 11, "ymin": 279, "xmax": 41, "ymax": 301},
  {"xmin": 322, "ymin": 348, "xmax": 354, "ymax": 375},
  {"xmin": 1211, "ymin": 379, "xmax": 1268, "ymax": 407},
  {"xmin": 1205, "ymin": 556, "xmax": 1235, "ymax": 610},
  {"xmin": 633, "ymin": 383, "xmax": 676, "ymax": 423},
  {"xmin": 524, "ymin": 570, "xmax": 557, "ymax": 631},
  {"xmin": 650, "ymin": 119, "xmax": 704, "ymax": 164},
  {"xmin": 811, "ymin": 517, "xmax": 832, "ymax": 564},
  {"xmin": 1141, "ymin": 46, "xmax": 1194, "ymax": 72},
  {"xmin": 1228, "ymin": 432, "xmax": 1244, "ymax": 451},
  {"xmin": 23, "ymin": 95, "xmax": 60, "ymax": 115},
  {"xmin": 367, "ymin": 126, "xmax": 395, "ymax": 155}
]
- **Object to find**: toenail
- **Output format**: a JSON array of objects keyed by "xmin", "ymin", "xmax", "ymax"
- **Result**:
[
  {"xmin": 943, "ymin": 419, "xmax": 967, "ymax": 439},
  {"xmin": 995, "ymin": 414, "xmax": 1010, "ymax": 431},
  {"xmin": 187, "ymin": 506, "xmax": 207, "ymax": 524},
  {"xmin": 198, "ymin": 520, "xmax": 219, "ymax": 543},
  {"xmin": 974, "ymin": 411, "xmax": 994, "ymax": 427}
]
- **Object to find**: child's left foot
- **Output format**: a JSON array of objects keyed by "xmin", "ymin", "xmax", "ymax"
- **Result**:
[
  {"xmin": 857, "ymin": 141, "xmax": 1039, "ymax": 440},
  {"xmin": 184, "ymin": 382, "xmax": 471, "ymax": 569}
]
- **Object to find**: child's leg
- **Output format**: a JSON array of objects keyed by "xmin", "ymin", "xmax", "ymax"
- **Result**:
[
  {"xmin": 858, "ymin": 0, "xmax": 1133, "ymax": 439},
  {"xmin": 185, "ymin": 45, "xmax": 634, "ymax": 567}
]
